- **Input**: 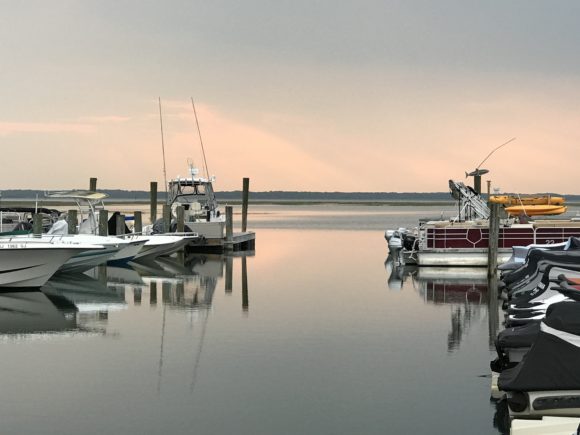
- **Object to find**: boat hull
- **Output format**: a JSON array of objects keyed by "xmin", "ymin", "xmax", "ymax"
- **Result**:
[
  {"xmin": 58, "ymin": 245, "xmax": 120, "ymax": 273},
  {"xmin": 0, "ymin": 245, "xmax": 86, "ymax": 287},
  {"xmin": 130, "ymin": 235, "xmax": 195, "ymax": 260},
  {"xmin": 417, "ymin": 248, "xmax": 512, "ymax": 266}
]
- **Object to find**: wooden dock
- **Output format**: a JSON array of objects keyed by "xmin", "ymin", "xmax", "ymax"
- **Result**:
[{"xmin": 187, "ymin": 231, "xmax": 256, "ymax": 253}]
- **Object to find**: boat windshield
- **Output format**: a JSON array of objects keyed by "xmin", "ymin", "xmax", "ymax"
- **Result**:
[{"xmin": 170, "ymin": 183, "xmax": 206, "ymax": 198}]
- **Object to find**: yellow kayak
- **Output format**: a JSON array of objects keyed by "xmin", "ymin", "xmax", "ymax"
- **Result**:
[
  {"xmin": 489, "ymin": 195, "xmax": 566, "ymax": 206},
  {"xmin": 504, "ymin": 205, "xmax": 568, "ymax": 216}
]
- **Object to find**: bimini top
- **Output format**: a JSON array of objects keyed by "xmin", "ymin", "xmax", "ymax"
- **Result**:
[{"xmin": 46, "ymin": 190, "xmax": 109, "ymax": 201}]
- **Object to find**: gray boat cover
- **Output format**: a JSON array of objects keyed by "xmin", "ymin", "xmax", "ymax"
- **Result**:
[{"xmin": 499, "ymin": 302, "xmax": 580, "ymax": 391}]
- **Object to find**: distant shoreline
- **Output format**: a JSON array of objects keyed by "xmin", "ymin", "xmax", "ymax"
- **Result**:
[
  {"xmin": 3, "ymin": 199, "xmax": 580, "ymax": 208},
  {"xmin": 0, "ymin": 199, "xmax": 458, "ymax": 207}
]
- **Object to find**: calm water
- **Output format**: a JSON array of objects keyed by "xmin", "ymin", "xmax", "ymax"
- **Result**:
[{"xmin": 0, "ymin": 204, "xmax": 515, "ymax": 434}]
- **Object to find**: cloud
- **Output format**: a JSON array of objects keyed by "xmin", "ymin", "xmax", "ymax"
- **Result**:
[{"xmin": 0, "ymin": 122, "xmax": 94, "ymax": 136}]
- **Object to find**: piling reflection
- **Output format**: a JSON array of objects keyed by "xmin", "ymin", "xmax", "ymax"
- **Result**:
[{"xmin": 386, "ymin": 258, "xmax": 494, "ymax": 352}]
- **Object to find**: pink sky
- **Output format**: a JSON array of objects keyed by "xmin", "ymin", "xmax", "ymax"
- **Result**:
[{"xmin": 1, "ymin": 2, "xmax": 579, "ymax": 194}]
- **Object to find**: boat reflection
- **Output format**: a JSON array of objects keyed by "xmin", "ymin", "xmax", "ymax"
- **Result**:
[
  {"xmin": 384, "ymin": 255, "xmax": 417, "ymax": 291},
  {"xmin": 105, "ymin": 254, "xmax": 224, "ymax": 311},
  {"xmin": 0, "ymin": 290, "xmax": 77, "ymax": 338},
  {"xmin": 0, "ymin": 252, "xmax": 252, "ymax": 341},
  {"xmin": 386, "ymin": 258, "xmax": 498, "ymax": 352}
]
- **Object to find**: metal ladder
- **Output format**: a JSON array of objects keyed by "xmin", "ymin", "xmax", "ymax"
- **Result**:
[{"xmin": 449, "ymin": 180, "xmax": 490, "ymax": 220}]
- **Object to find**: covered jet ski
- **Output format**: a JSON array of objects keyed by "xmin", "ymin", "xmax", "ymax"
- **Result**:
[
  {"xmin": 499, "ymin": 301, "xmax": 580, "ymax": 417},
  {"xmin": 494, "ymin": 283, "xmax": 580, "ymax": 372},
  {"xmin": 500, "ymin": 248, "xmax": 580, "ymax": 292},
  {"xmin": 499, "ymin": 238, "xmax": 579, "ymax": 272}
]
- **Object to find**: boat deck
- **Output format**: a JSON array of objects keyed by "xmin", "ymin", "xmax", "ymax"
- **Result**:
[{"xmin": 187, "ymin": 231, "xmax": 256, "ymax": 253}]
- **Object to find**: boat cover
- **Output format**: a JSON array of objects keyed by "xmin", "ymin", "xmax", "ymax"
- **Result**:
[
  {"xmin": 499, "ymin": 302, "xmax": 580, "ymax": 391},
  {"xmin": 497, "ymin": 322, "xmax": 541, "ymax": 350},
  {"xmin": 503, "ymin": 249, "xmax": 580, "ymax": 287}
]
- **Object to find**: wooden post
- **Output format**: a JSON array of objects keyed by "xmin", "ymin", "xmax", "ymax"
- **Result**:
[
  {"xmin": 67, "ymin": 210, "xmax": 78, "ymax": 235},
  {"xmin": 150, "ymin": 181, "xmax": 158, "ymax": 224},
  {"xmin": 225, "ymin": 255, "xmax": 233, "ymax": 293},
  {"xmin": 486, "ymin": 180, "xmax": 491, "ymax": 201},
  {"xmin": 162, "ymin": 204, "xmax": 171, "ymax": 233},
  {"xmin": 487, "ymin": 274, "xmax": 499, "ymax": 347},
  {"xmin": 99, "ymin": 209, "xmax": 108, "ymax": 236},
  {"xmin": 89, "ymin": 177, "xmax": 97, "ymax": 191},
  {"xmin": 32, "ymin": 213, "xmax": 43, "ymax": 236},
  {"xmin": 176, "ymin": 206, "xmax": 184, "ymax": 233},
  {"xmin": 134, "ymin": 211, "xmax": 142, "ymax": 234},
  {"xmin": 474, "ymin": 175, "xmax": 481, "ymax": 195},
  {"xmin": 97, "ymin": 264, "xmax": 107, "ymax": 284},
  {"xmin": 116, "ymin": 213, "xmax": 125, "ymax": 236},
  {"xmin": 242, "ymin": 256, "xmax": 249, "ymax": 311},
  {"xmin": 488, "ymin": 203, "xmax": 500, "ymax": 278},
  {"xmin": 225, "ymin": 206, "xmax": 233, "ymax": 248},
  {"xmin": 242, "ymin": 177, "xmax": 249, "ymax": 232}
]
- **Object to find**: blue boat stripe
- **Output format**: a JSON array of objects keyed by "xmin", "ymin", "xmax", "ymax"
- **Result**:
[{"xmin": 0, "ymin": 264, "xmax": 42, "ymax": 274}]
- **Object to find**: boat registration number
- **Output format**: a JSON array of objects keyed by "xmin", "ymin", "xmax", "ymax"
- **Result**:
[{"xmin": 0, "ymin": 244, "xmax": 30, "ymax": 249}]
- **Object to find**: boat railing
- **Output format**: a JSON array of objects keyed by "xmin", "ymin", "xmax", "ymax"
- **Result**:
[{"xmin": 421, "ymin": 226, "xmax": 580, "ymax": 249}]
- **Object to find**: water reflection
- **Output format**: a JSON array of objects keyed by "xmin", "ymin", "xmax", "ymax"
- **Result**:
[
  {"xmin": 386, "ymin": 257, "xmax": 494, "ymax": 352},
  {"xmin": 0, "ymin": 252, "xmax": 252, "ymax": 342},
  {"xmin": 0, "ymin": 291, "xmax": 77, "ymax": 338}
]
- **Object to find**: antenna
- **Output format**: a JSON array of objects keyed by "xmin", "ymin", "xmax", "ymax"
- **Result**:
[
  {"xmin": 158, "ymin": 97, "xmax": 169, "ymax": 204},
  {"xmin": 191, "ymin": 97, "xmax": 210, "ymax": 179},
  {"xmin": 475, "ymin": 137, "xmax": 516, "ymax": 170}
]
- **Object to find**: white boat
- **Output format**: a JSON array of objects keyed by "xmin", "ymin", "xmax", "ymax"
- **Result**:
[
  {"xmin": 3, "ymin": 230, "xmax": 145, "ymax": 272},
  {"xmin": 0, "ymin": 240, "xmax": 102, "ymax": 287},
  {"xmin": 129, "ymin": 234, "xmax": 197, "ymax": 260},
  {"xmin": 46, "ymin": 190, "xmax": 197, "ymax": 260},
  {"xmin": 46, "ymin": 221, "xmax": 147, "ymax": 263},
  {"xmin": 153, "ymin": 162, "xmax": 225, "ymax": 239}
]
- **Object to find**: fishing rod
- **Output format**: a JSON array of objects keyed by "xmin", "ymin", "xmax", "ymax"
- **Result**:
[
  {"xmin": 475, "ymin": 137, "xmax": 516, "ymax": 170},
  {"xmin": 190, "ymin": 97, "xmax": 210, "ymax": 179},
  {"xmin": 158, "ymin": 97, "xmax": 169, "ymax": 204}
]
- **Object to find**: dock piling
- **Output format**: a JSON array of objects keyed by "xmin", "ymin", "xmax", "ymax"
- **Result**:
[
  {"xmin": 116, "ymin": 213, "xmax": 125, "ymax": 236},
  {"xmin": 162, "ymin": 204, "xmax": 171, "ymax": 233},
  {"xmin": 32, "ymin": 213, "xmax": 43, "ymax": 236},
  {"xmin": 89, "ymin": 177, "xmax": 97, "ymax": 192},
  {"xmin": 242, "ymin": 178, "xmax": 249, "ymax": 232},
  {"xmin": 150, "ymin": 182, "xmax": 158, "ymax": 224},
  {"xmin": 134, "ymin": 211, "xmax": 142, "ymax": 234},
  {"xmin": 488, "ymin": 203, "xmax": 500, "ymax": 278},
  {"xmin": 97, "ymin": 264, "xmax": 107, "ymax": 285},
  {"xmin": 225, "ymin": 206, "xmax": 233, "ymax": 250},
  {"xmin": 176, "ymin": 206, "xmax": 184, "ymax": 232},
  {"xmin": 67, "ymin": 210, "xmax": 78, "ymax": 235},
  {"xmin": 99, "ymin": 209, "xmax": 108, "ymax": 236}
]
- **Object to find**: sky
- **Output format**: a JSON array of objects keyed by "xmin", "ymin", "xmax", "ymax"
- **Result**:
[{"xmin": 1, "ymin": 1, "xmax": 580, "ymax": 193}]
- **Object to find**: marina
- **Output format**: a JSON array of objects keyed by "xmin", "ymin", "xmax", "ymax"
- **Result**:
[
  {"xmin": 3, "ymin": 2, "xmax": 580, "ymax": 432},
  {"xmin": 0, "ymin": 204, "xmax": 511, "ymax": 434}
]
